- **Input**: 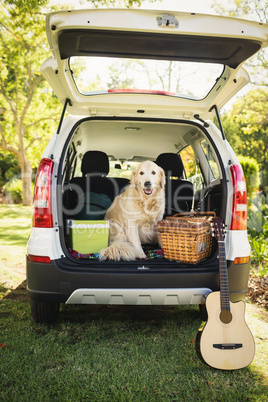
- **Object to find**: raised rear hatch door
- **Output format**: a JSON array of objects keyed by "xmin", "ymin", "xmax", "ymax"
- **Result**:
[{"xmin": 42, "ymin": 9, "xmax": 268, "ymax": 119}]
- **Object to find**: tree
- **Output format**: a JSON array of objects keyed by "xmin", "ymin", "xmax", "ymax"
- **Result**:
[
  {"xmin": 212, "ymin": 0, "xmax": 267, "ymax": 86},
  {"xmin": 212, "ymin": 0, "xmax": 267, "ymax": 22},
  {"xmin": 107, "ymin": 60, "xmax": 136, "ymax": 89},
  {"xmin": 83, "ymin": 0, "xmax": 156, "ymax": 7},
  {"xmin": 0, "ymin": 0, "xmax": 159, "ymax": 205},
  {"xmin": 222, "ymin": 88, "xmax": 268, "ymax": 189},
  {"xmin": 0, "ymin": 0, "xmax": 62, "ymax": 205},
  {"xmin": 238, "ymin": 155, "xmax": 260, "ymax": 199}
]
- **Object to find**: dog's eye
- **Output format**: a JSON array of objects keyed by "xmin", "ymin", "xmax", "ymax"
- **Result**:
[
  {"xmin": 139, "ymin": 171, "xmax": 144, "ymax": 175},
  {"xmin": 152, "ymin": 171, "xmax": 156, "ymax": 175}
]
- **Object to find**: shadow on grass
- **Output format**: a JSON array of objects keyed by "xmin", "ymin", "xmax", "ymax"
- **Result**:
[
  {"xmin": 4, "ymin": 279, "xmax": 201, "ymax": 325},
  {"xmin": 0, "ymin": 224, "xmax": 31, "ymax": 247},
  {"xmin": 3, "ymin": 280, "xmax": 29, "ymax": 302},
  {"xmin": 0, "ymin": 204, "xmax": 32, "ymax": 220},
  {"xmin": 0, "ymin": 284, "xmax": 9, "ymax": 298}
]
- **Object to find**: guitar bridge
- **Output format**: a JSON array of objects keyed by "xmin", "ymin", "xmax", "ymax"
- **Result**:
[{"xmin": 213, "ymin": 343, "xmax": 242, "ymax": 350}]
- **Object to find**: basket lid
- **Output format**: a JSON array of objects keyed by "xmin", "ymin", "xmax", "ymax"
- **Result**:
[{"xmin": 156, "ymin": 216, "xmax": 212, "ymax": 234}]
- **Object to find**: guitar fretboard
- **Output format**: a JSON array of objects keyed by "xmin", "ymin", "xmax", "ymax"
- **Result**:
[{"xmin": 218, "ymin": 240, "xmax": 230, "ymax": 312}]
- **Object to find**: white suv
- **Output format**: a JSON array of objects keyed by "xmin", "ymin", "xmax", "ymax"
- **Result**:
[{"xmin": 26, "ymin": 9, "xmax": 268, "ymax": 323}]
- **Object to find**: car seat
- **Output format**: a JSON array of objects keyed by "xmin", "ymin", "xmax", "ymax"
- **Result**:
[
  {"xmin": 155, "ymin": 152, "xmax": 194, "ymax": 215},
  {"xmin": 63, "ymin": 150, "xmax": 129, "ymax": 220}
]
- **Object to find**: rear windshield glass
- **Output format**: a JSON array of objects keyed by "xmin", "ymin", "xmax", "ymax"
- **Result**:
[{"xmin": 70, "ymin": 56, "xmax": 224, "ymax": 100}]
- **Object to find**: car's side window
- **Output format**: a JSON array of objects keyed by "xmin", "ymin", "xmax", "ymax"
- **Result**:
[
  {"xmin": 200, "ymin": 140, "xmax": 220, "ymax": 180},
  {"xmin": 180, "ymin": 146, "xmax": 203, "ymax": 191},
  {"xmin": 63, "ymin": 142, "xmax": 77, "ymax": 182}
]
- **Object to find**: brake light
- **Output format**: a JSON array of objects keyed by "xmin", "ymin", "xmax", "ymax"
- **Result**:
[
  {"xmin": 28, "ymin": 254, "xmax": 51, "ymax": 264},
  {"xmin": 230, "ymin": 164, "xmax": 247, "ymax": 230},
  {"xmin": 108, "ymin": 89, "xmax": 175, "ymax": 96},
  {"xmin": 33, "ymin": 158, "xmax": 54, "ymax": 228}
]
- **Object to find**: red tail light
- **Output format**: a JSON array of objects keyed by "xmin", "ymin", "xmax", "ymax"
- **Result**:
[
  {"xmin": 28, "ymin": 254, "xmax": 51, "ymax": 263},
  {"xmin": 230, "ymin": 164, "xmax": 247, "ymax": 230},
  {"xmin": 33, "ymin": 158, "xmax": 54, "ymax": 228}
]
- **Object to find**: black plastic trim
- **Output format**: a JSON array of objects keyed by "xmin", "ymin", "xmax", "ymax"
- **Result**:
[
  {"xmin": 58, "ymin": 29, "xmax": 262, "ymax": 69},
  {"xmin": 57, "ymin": 98, "xmax": 72, "ymax": 135},
  {"xmin": 26, "ymin": 256, "xmax": 250, "ymax": 304},
  {"xmin": 209, "ymin": 104, "xmax": 225, "ymax": 140}
]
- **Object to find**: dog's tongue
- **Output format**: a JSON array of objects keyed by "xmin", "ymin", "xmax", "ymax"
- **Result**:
[{"xmin": 144, "ymin": 189, "xmax": 152, "ymax": 195}]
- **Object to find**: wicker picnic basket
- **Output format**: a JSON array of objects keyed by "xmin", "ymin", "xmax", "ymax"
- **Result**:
[{"xmin": 156, "ymin": 212, "xmax": 215, "ymax": 264}]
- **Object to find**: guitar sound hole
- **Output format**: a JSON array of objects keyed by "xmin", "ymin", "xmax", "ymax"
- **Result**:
[{"xmin": 220, "ymin": 309, "xmax": 232, "ymax": 324}]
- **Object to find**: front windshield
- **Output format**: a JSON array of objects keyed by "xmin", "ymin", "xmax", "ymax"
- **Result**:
[{"xmin": 70, "ymin": 56, "xmax": 224, "ymax": 100}]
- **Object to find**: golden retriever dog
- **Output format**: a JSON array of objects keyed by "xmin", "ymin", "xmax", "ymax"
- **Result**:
[{"xmin": 99, "ymin": 160, "xmax": 165, "ymax": 261}]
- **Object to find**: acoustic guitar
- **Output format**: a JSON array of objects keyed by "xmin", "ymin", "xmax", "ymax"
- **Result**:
[{"xmin": 197, "ymin": 218, "xmax": 255, "ymax": 370}]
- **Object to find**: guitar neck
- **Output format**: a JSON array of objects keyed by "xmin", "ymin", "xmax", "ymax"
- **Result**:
[{"xmin": 218, "ymin": 240, "xmax": 230, "ymax": 312}]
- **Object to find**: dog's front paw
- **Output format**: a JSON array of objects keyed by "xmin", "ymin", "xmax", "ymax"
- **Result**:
[
  {"xmin": 136, "ymin": 250, "xmax": 147, "ymax": 259},
  {"xmin": 99, "ymin": 248, "xmax": 109, "ymax": 261},
  {"xmin": 99, "ymin": 242, "xmax": 137, "ymax": 261},
  {"xmin": 99, "ymin": 247, "xmax": 122, "ymax": 261}
]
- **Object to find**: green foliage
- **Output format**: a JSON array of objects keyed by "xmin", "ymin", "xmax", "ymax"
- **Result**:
[
  {"xmin": 4, "ymin": 0, "xmax": 48, "ymax": 11},
  {"xmin": 3, "ymin": 178, "xmax": 23, "ymax": 204},
  {"xmin": 3, "ymin": 178, "xmax": 34, "ymax": 204},
  {"xmin": 85, "ymin": 0, "xmax": 155, "ymax": 7},
  {"xmin": 0, "ymin": 152, "xmax": 20, "ymax": 186},
  {"xmin": 3, "ymin": 179, "xmax": 23, "ymax": 204},
  {"xmin": 238, "ymin": 155, "xmax": 260, "ymax": 198},
  {"xmin": 0, "ymin": 0, "xmax": 62, "ymax": 205},
  {"xmin": 0, "ymin": 0, "xmax": 158, "ymax": 205},
  {"xmin": 222, "ymin": 88, "xmax": 268, "ymax": 189},
  {"xmin": 212, "ymin": 0, "xmax": 267, "ymax": 22},
  {"xmin": 212, "ymin": 0, "xmax": 267, "ymax": 86},
  {"xmin": 248, "ymin": 208, "xmax": 263, "ymax": 236},
  {"xmin": 251, "ymin": 236, "xmax": 268, "ymax": 277},
  {"xmin": 248, "ymin": 200, "xmax": 268, "ymax": 277},
  {"xmin": 54, "ymin": 0, "xmax": 158, "ymax": 9}
]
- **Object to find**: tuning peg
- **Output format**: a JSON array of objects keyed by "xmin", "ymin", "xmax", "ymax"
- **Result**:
[{"xmin": 210, "ymin": 224, "xmax": 215, "ymax": 235}]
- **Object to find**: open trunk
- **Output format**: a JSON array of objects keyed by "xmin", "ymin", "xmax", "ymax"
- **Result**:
[{"xmin": 60, "ymin": 116, "xmax": 225, "ymax": 270}]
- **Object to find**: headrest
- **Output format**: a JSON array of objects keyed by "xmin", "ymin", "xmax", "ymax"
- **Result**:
[
  {"xmin": 81, "ymin": 151, "xmax": 109, "ymax": 176},
  {"xmin": 155, "ymin": 153, "xmax": 184, "ymax": 178}
]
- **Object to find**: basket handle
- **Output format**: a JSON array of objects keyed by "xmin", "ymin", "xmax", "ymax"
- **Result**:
[{"xmin": 171, "ymin": 211, "xmax": 216, "ymax": 218}]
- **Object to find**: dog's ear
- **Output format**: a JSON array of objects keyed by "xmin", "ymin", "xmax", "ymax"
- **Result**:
[{"xmin": 159, "ymin": 167, "xmax": 166, "ymax": 189}]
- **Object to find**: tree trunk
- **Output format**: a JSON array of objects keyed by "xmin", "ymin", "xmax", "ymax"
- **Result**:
[{"xmin": 21, "ymin": 158, "xmax": 32, "ymax": 206}]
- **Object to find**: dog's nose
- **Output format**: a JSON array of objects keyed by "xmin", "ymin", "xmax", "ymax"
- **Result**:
[{"xmin": 144, "ymin": 181, "xmax": 151, "ymax": 188}]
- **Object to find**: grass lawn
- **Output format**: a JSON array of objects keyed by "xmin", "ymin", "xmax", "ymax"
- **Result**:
[
  {"xmin": 0, "ymin": 204, "xmax": 31, "ymax": 296},
  {"xmin": 1, "ymin": 298, "xmax": 268, "ymax": 401},
  {"xmin": 0, "ymin": 204, "xmax": 268, "ymax": 400}
]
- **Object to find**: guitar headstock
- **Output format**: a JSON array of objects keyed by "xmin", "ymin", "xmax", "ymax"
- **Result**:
[{"xmin": 212, "ymin": 218, "xmax": 226, "ymax": 242}]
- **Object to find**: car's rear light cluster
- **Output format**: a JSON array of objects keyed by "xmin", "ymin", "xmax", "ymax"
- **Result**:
[
  {"xmin": 108, "ymin": 88, "xmax": 175, "ymax": 96},
  {"xmin": 33, "ymin": 158, "xmax": 54, "ymax": 228},
  {"xmin": 28, "ymin": 254, "xmax": 51, "ymax": 264},
  {"xmin": 230, "ymin": 164, "xmax": 247, "ymax": 230}
]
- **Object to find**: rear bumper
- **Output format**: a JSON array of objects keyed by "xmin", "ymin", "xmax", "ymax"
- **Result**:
[
  {"xmin": 66, "ymin": 287, "xmax": 212, "ymax": 305},
  {"xmin": 26, "ymin": 257, "xmax": 250, "ymax": 304}
]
